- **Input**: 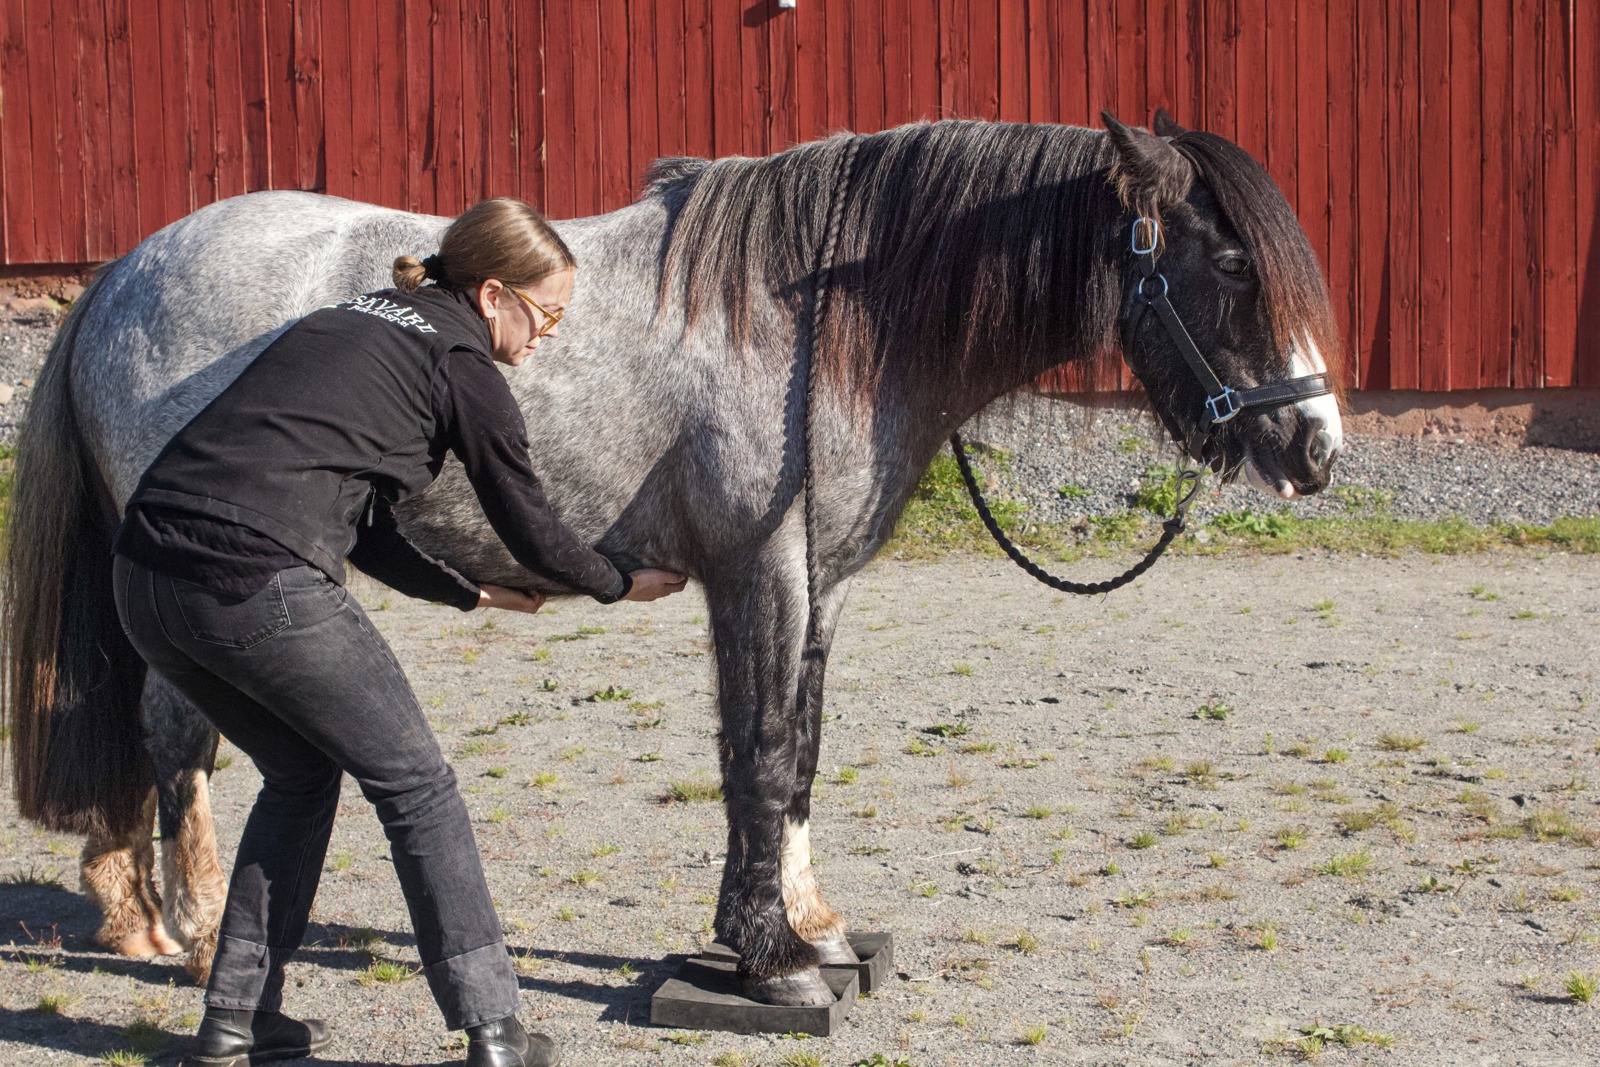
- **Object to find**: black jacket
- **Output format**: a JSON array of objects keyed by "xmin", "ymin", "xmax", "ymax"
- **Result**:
[{"xmin": 117, "ymin": 284, "xmax": 628, "ymax": 607}]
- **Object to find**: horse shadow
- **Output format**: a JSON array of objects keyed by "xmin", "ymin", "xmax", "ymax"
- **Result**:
[
  {"xmin": 510, "ymin": 945, "xmax": 686, "ymax": 1024},
  {"xmin": 0, "ymin": 1007, "xmax": 186, "ymax": 1065}
]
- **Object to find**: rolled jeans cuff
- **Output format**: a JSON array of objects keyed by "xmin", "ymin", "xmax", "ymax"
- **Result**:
[
  {"xmin": 205, "ymin": 934, "xmax": 287, "ymax": 1013},
  {"xmin": 424, "ymin": 939, "xmax": 520, "ymax": 1030}
]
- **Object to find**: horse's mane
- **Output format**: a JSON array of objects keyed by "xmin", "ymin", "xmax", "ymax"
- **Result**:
[
  {"xmin": 646, "ymin": 119, "xmax": 1343, "ymax": 403},
  {"xmin": 646, "ymin": 121, "xmax": 1125, "ymax": 401},
  {"xmin": 1167, "ymin": 130, "xmax": 1347, "ymax": 397}
]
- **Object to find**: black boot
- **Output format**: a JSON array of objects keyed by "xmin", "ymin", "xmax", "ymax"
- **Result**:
[
  {"xmin": 186, "ymin": 1007, "xmax": 331, "ymax": 1066},
  {"xmin": 465, "ymin": 1015, "xmax": 561, "ymax": 1067}
]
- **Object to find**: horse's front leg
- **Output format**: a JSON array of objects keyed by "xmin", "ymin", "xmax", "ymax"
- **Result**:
[
  {"xmin": 706, "ymin": 549, "xmax": 832, "ymax": 1006},
  {"xmin": 144, "ymin": 674, "xmax": 228, "ymax": 982},
  {"xmin": 782, "ymin": 578, "xmax": 858, "ymax": 965}
]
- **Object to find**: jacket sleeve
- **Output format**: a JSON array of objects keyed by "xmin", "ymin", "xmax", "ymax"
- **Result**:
[
  {"xmin": 347, "ymin": 499, "xmax": 483, "ymax": 611},
  {"xmin": 440, "ymin": 349, "xmax": 631, "ymax": 603}
]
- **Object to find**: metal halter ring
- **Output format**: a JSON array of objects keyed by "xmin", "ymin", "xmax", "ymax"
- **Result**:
[
  {"xmin": 1136, "ymin": 273, "xmax": 1168, "ymax": 300},
  {"xmin": 1131, "ymin": 216, "xmax": 1160, "ymax": 255}
]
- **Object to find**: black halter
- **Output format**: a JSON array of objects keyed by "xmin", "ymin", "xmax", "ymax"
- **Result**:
[
  {"xmin": 1122, "ymin": 215, "xmax": 1332, "ymax": 462},
  {"xmin": 951, "ymin": 215, "xmax": 1333, "ymax": 596}
]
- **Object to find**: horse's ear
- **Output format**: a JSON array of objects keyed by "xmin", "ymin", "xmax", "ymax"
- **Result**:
[
  {"xmin": 1101, "ymin": 110, "xmax": 1193, "ymax": 211},
  {"xmin": 1151, "ymin": 108, "xmax": 1186, "ymax": 138}
]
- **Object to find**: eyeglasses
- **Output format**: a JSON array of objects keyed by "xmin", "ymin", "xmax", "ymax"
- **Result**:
[{"xmin": 505, "ymin": 284, "xmax": 564, "ymax": 337}]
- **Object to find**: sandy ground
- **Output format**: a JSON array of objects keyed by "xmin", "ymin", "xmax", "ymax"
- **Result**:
[{"xmin": 2, "ymin": 551, "xmax": 1598, "ymax": 1066}]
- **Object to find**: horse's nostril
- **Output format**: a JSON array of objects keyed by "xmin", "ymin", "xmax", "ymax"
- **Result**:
[{"xmin": 1309, "ymin": 429, "xmax": 1338, "ymax": 470}]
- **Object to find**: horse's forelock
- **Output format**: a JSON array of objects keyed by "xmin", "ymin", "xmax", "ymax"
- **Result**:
[{"xmin": 1172, "ymin": 132, "xmax": 1348, "ymax": 399}]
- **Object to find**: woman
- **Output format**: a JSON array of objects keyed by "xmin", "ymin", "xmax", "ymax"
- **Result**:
[{"xmin": 112, "ymin": 198, "xmax": 685, "ymax": 1067}]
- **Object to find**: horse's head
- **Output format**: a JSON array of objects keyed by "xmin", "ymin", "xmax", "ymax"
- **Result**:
[{"xmin": 1104, "ymin": 111, "xmax": 1344, "ymax": 500}]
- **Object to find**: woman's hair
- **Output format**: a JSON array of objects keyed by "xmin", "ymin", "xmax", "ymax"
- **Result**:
[{"xmin": 393, "ymin": 197, "xmax": 577, "ymax": 292}]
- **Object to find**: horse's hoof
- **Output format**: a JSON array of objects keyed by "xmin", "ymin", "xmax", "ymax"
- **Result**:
[
  {"xmin": 147, "ymin": 924, "xmax": 184, "ymax": 956},
  {"xmin": 184, "ymin": 930, "xmax": 217, "ymax": 985},
  {"xmin": 809, "ymin": 931, "xmax": 860, "ymax": 966},
  {"xmin": 740, "ymin": 967, "xmax": 834, "ymax": 1006}
]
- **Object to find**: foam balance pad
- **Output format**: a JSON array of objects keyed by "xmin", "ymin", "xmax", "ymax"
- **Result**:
[
  {"xmin": 702, "ymin": 932, "xmax": 895, "ymax": 994},
  {"xmin": 649, "ymin": 956, "xmax": 858, "ymax": 1035}
]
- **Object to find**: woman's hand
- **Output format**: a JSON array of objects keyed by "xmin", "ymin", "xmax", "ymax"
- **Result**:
[
  {"xmin": 623, "ymin": 569, "xmax": 689, "ymax": 602},
  {"xmin": 476, "ymin": 584, "xmax": 546, "ymax": 614}
]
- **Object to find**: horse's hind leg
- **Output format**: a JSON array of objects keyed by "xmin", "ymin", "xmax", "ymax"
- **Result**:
[
  {"xmin": 782, "ymin": 579, "xmax": 858, "ymax": 965},
  {"xmin": 707, "ymin": 548, "xmax": 833, "ymax": 1006},
  {"xmin": 79, "ymin": 787, "xmax": 179, "ymax": 956},
  {"xmin": 145, "ymin": 674, "xmax": 228, "ymax": 982}
]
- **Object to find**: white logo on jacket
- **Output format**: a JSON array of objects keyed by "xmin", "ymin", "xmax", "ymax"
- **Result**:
[{"xmin": 336, "ymin": 295, "xmax": 440, "ymax": 334}]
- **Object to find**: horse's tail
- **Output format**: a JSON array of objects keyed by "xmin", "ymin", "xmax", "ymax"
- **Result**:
[{"xmin": 2, "ymin": 267, "xmax": 153, "ymax": 836}]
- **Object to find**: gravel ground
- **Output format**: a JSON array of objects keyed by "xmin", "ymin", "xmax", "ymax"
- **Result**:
[{"xmin": 2, "ymin": 556, "xmax": 1598, "ymax": 1066}]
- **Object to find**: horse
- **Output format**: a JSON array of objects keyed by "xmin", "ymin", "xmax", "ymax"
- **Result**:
[{"xmin": 3, "ymin": 111, "xmax": 1344, "ymax": 1006}]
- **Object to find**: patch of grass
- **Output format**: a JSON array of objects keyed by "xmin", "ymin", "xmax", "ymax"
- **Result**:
[
  {"xmin": 1275, "ymin": 826, "xmax": 1309, "ymax": 850},
  {"xmin": 925, "ymin": 721, "xmax": 971, "ymax": 738},
  {"xmin": 358, "ymin": 960, "xmax": 417, "ymax": 985},
  {"xmin": 585, "ymin": 685, "xmax": 632, "ymax": 702},
  {"xmin": 1525, "ymin": 806, "xmax": 1598, "ymax": 846},
  {"xmin": 1566, "ymin": 971, "xmax": 1598, "ymax": 1004},
  {"xmin": 1194, "ymin": 702, "xmax": 1232, "ymax": 721},
  {"xmin": 1129, "ymin": 831, "xmax": 1158, "ymax": 850},
  {"xmin": 663, "ymin": 780, "xmax": 723, "ymax": 804},
  {"xmin": 1015, "ymin": 1022, "xmax": 1049, "ymax": 1046},
  {"xmin": 949, "ymin": 662, "xmax": 974, "ymax": 677},
  {"xmin": 1323, "ymin": 747, "xmax": 1350, "ymax": 764},
  {"xmin": 1315, "ymin": 848, "xmax": 1375, "ymax": 879},
  {"xmin": 98, "ymin": 1052, "xmax": 147, "ymax": 1066},
  {"xmin": 1377, "ymin": 731, "xmax": 1427, "ymax": 752},
  {"xmin": 2, "ymin": 866, "xmax": 62, "ymax": 887},
  {"xmin": 33, "ymin": 993, "xmax": 74, "ymax": 1014}
]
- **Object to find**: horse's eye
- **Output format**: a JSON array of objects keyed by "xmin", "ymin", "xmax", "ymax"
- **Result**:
[{"xmin": 1216, "ymin": 253, "xmax": 1251, "ymax": 277}]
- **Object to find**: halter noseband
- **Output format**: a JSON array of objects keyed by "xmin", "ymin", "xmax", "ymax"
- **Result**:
[{"xmin": 1122, "ymin": 216, "xmax": 1332, "ymax": 462}]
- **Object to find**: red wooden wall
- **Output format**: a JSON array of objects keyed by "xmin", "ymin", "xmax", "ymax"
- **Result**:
[{"xmin": 1, "ymin": 1, "xmax": 1596, "ymax": 390}]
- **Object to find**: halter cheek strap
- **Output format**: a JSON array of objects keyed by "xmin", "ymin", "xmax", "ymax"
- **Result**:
[{"xmin": 1123, "ymin": 216, "xmax": 1332, "ymax": 458}]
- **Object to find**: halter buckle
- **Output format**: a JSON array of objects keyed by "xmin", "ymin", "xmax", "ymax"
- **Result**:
[
  {"xmin": 1131, "ymin": 217, "xmax": 1160, "ymax": 255},
  {"xmin": 1205, "ymin": 387, "xmax": 1242, "ymax": 425},
  {"xmin": 1136, "ymin": 273, "xmax": 1168, "ymax": 300}
]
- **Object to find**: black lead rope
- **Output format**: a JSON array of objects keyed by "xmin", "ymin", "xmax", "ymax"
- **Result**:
[
  {"xmin": 953, "ymin": 214, "xmax": 1332, "ymax": 597},
  {"xmin": 951, "ymin": 431, "xmax": 1203, "ymax": 596}
]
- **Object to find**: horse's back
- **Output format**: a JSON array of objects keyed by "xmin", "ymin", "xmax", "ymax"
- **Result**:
[{"xmin": 72, "ymin": 193, "xmax": 451, "ymax": 498}]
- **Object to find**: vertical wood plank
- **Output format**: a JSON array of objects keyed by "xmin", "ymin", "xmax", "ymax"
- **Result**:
[
  {"xmin": 210, "ymin": 0, "xmax": 249, "ymax": 202},
  {"xmin": 1087, "ymin": 0, "xmax": 1117, "ymax": 125},
  {"xmin": 1417, "ymin": 0, "xmax": 1451, "ymax": 390},
  {"xmin": 598, "ymin": 0, "xmax": 631, "ymax": 205},
  {"xmin": 1510, "ymin": 0, "xmax": 1543, "ymax": 387},
  {"xmin": 1354, "ymin": 0, "xmax": 1389, "ymax": 388},
  {"xmin": 682, "ymin": 0, "xmax": 715, "ymax": 156},
  {"xmin": 188, "ymin": 0, "xmax": 220, "ymax": 211},
  {"xmin": 321, "ymin": 0, "xmax": 352, "ymax": 198},
  {"xmin": 1387, "ymin": 0, "xmax": 1420, "ymax": 389},
  {"xmin": 1264, "ymin": 0, "xmax": 1295, "ymax": 194},
  {"xmin": 291, "ymin": 0, "xmax": 321, "ymax": 192},
  {"xmin": 26, "ymin": 0, "xmax": 65, "ymax": 258},
  {"xmin": 265, "ymin": 0, "xmax": 297, "ymax": 189},
  {"xmin": 347, "ymin": 0, "xmax": 383, "ymax": 202},
  {"xmin": 853, "ymin": 0, "xmax": 887, "ymax": 132},
  {"xmin": 996, "ymin": 0, "xmax": 1024, "ymax": 122},
  {"xmin": 939, "ymin": 0, "xmax": 969, "ymax": 118},
  {"xmin": 1325, "ymin": 0, "xmax": 1360, "ymax": 379},
  {"xmin": 543, "ymin": 0, "xmax": 576, "ymax": 216},
  {"xmin": 1058, "ymin": 0, "xmax": 1088, "ymax": 125},
  {"xmin": 130, "ymin": 2, "xmax": 168, "ymax": 238},
  {"xmin": 1576, "ymin": 0, "xmax": 1600, "ymax": 386},
  {"xmin": 828, "ymin": 0, "xmax": 855, "ymax": 128},
  {"xmin": 1143, "ymin": 0, "xmax": 1172, "ymax": 122},
  {"xmin": 967, "ymin": 0, "xmax": 998, "ymax": 120},
  {"xmin": 1294, "ymin": 0, "xmax": 1329, "ymax": 273},
  {"xmin": 710, "ymin": 0, "xmax": 743, "ymax": 154},
  {"xmin": 1540, "ymin": 0, "xmax": 1577, "ymax": 386},
  {"xmin": 52, "ymin": 2, "xmax": 89, "ymax": 260},
  {"xmin": 768, "ymin": 0, "xmax": 799, "ymax": 148},
  {"xmin": 238, "ymin": 0, "xmax": 270, "ymax": 193},
  {"xmin": 655, "ymin": 0, "xmax": 687, "ymax": 158},
  {"xmin": 881, "ymin": 0, "xmax": 912, "ymax": 127},
  {"xmin": 0, "ymin": 0, "xmax": 21, "ymax": 261},
  {"xmin": 460, "ymin": 0, "xmax": 489, "ymax": 202},
  {"xmin": 1113, "ymin": 0, "xmax": 1144, "ymax": 130},
  {"xmin": 513, "ymin": 0, "xmax": 545, "ymax": 207},
  {"xmin": 1479, "ymin": 0, "xmax": 1514, "ymax": 387},
  {"xmin": 78, "ymin": 0, "xmax": 116, "ymax": 257},
  {"xmin": 374, "ymin": 0, "xmax": 409, "ymax": 207},
  {"xmin": 431, "ymin": 0, "xmax": 464, "ymax": 211},
  {"xmin": 907, "ymin": 0, "xmax": 940, "ymax": 122},
  {"xmin": 1449, "ymin": 0, "xmax": 1484, "ymax": 390},
  {"xmin": 1234, "ymin": 0, "xmax": 1267, "ymax": 159},
  {"xmin": 1026, "ymin": 0, "xmax": 1057, "ymax": 123},
  {"xmin": 104, "ymin": 0, "xmax": 141, "ymax": 249},
  {"xmin": 1203, "ymin": 0, "xmax": 1235, "ymax": 139},
  {"xmin": 630, "ymin": 0, "xmax": 661, "ymax": 180},
  {"xmin": 404, "ymin": 0, "xmax": 434, "ymax": 211},
  {"xmin": 791, "ymin": 0, "xmax": 825, "ymax": 140},
  {"xmin": 739, "ymin": 0, "xmax": 770, "ymax": 153},
  {"xmin": 571, "ymin": 0, "xmax": 603, "ymax": 212}
]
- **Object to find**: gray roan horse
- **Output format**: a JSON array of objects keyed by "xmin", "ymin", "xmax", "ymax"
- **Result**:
[{"xmin": 3, "ymin": 112, "xmax": 1343, "ymax": 1005}]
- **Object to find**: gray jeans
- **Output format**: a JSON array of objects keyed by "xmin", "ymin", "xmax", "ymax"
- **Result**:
[{"xmin": 113, "ymin": 556, "xmax": 518, "ymax": 1029}]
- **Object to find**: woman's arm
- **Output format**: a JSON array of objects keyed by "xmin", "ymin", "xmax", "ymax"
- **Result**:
[
  {"xmin": 441, "ymin": 349, "xmax": 631, "ymax": 603},
  {"xmin": 348, "ymin": 500, "xmax": 483, "ymax": 610}
]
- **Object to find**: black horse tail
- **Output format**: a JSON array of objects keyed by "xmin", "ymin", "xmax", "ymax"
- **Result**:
[{"xmin": 2, "ymin": 266, "xmax": 153, "ymax": 837}]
